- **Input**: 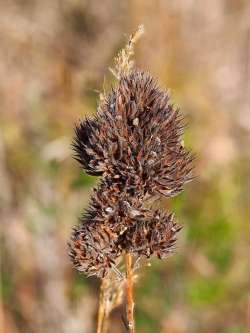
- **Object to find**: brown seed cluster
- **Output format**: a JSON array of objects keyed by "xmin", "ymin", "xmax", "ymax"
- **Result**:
[{"xmin": 69, "ymin": 70, "xmax": 193, "ymax": 277}]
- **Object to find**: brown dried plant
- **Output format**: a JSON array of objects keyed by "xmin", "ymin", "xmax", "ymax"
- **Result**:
[{"xmin": 68, "ymin": 26, "xmax": 193, "ymax": 333}]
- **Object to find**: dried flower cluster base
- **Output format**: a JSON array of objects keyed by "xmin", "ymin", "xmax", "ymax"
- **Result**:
[{"xmin": 69, "ymin": 70, "xmax": 193, "ymax": 278}]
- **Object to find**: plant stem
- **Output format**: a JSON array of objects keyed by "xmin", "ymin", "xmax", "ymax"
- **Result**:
[
  {"xmin": 125, "ymin": 253, "xmax": 135, "ymax": 333},
  {"xmin": 97, "ymin": 278, "xmax": 108, "ymax": 333}
]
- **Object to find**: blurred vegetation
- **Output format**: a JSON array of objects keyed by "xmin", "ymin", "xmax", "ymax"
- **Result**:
[{"xmin": 1, "ymin": 1, "xmax": 250, "ymax": 333}]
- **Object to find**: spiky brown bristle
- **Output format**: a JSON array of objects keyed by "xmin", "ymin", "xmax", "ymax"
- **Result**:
[{"xmin": 69, "ymin": 69, "xmax": 193, "ymax": 277}]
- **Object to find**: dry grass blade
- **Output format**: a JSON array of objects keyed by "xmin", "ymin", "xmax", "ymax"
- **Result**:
[
  {"xmin": 96, "ymin": 275, "xmax": 125, "ymax": 333},
  {"xmin": 109, "ymin": 25, "xmax": 144, "ymax": 79}
]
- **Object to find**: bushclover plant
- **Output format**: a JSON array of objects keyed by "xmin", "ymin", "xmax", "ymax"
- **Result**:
[{"xmin": 68, "ymin": 26, "xmax": 194, "ymax": 333}]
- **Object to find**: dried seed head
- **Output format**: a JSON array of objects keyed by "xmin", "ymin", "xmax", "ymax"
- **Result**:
[
  {"xmin": 84, "ymin": 181, "xmax": 144, "ymax": 234},
  {"xmin": 69, "ymin": 69, "xmax": 194, "ymax": 277},
  {"xmin": 69, "ymin": 224, "xmax": 121, "ymax": 278},
  {"xmin": 73, "ymin": 70, "xmax": 193, "ymax": 198},
  {"xmin": 118, "ymin": 210, "xmax": 181, "ymax": 259}
]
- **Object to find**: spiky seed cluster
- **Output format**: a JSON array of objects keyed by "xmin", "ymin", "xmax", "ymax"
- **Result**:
[
  {"xmin": 118, "ymin": 211, "xmax": 182, "ymax": 259},
  {"xmin": 69, "ymin": 69, "xmax": 193, "ymax": 277},
  {"xmin": 69, "ymin": 224, "xmax": 121, "ymax": 277}
]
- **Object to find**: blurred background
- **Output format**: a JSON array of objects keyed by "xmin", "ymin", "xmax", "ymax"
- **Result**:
[{"xmin": 1, "ymin": 1, "xmax": 250, "ymax": 332}]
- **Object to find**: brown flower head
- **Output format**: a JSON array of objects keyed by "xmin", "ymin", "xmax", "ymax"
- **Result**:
[
  {"xmin": 117, "ymin": 210, "xmax": 182, "ymax": 259},
  {"xmin": 69, "ymin": 69, "xmax": 193, "ymax": 277},
  {"xmin": 69, "ymin": 223, "xmax": 121, "ymax": 278},
  {"xmin": 73, "ymin": 70, "xmax": 193, "ymax": 198}
]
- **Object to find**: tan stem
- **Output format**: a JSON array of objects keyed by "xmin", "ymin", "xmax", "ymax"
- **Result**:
[
  {"xmin": 97, "ymin": 279, "xmax": 108, "ymax": 333},
  {"xmin": 126, "ymin": 253, "xmax": 135, "ymax": 333}
]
